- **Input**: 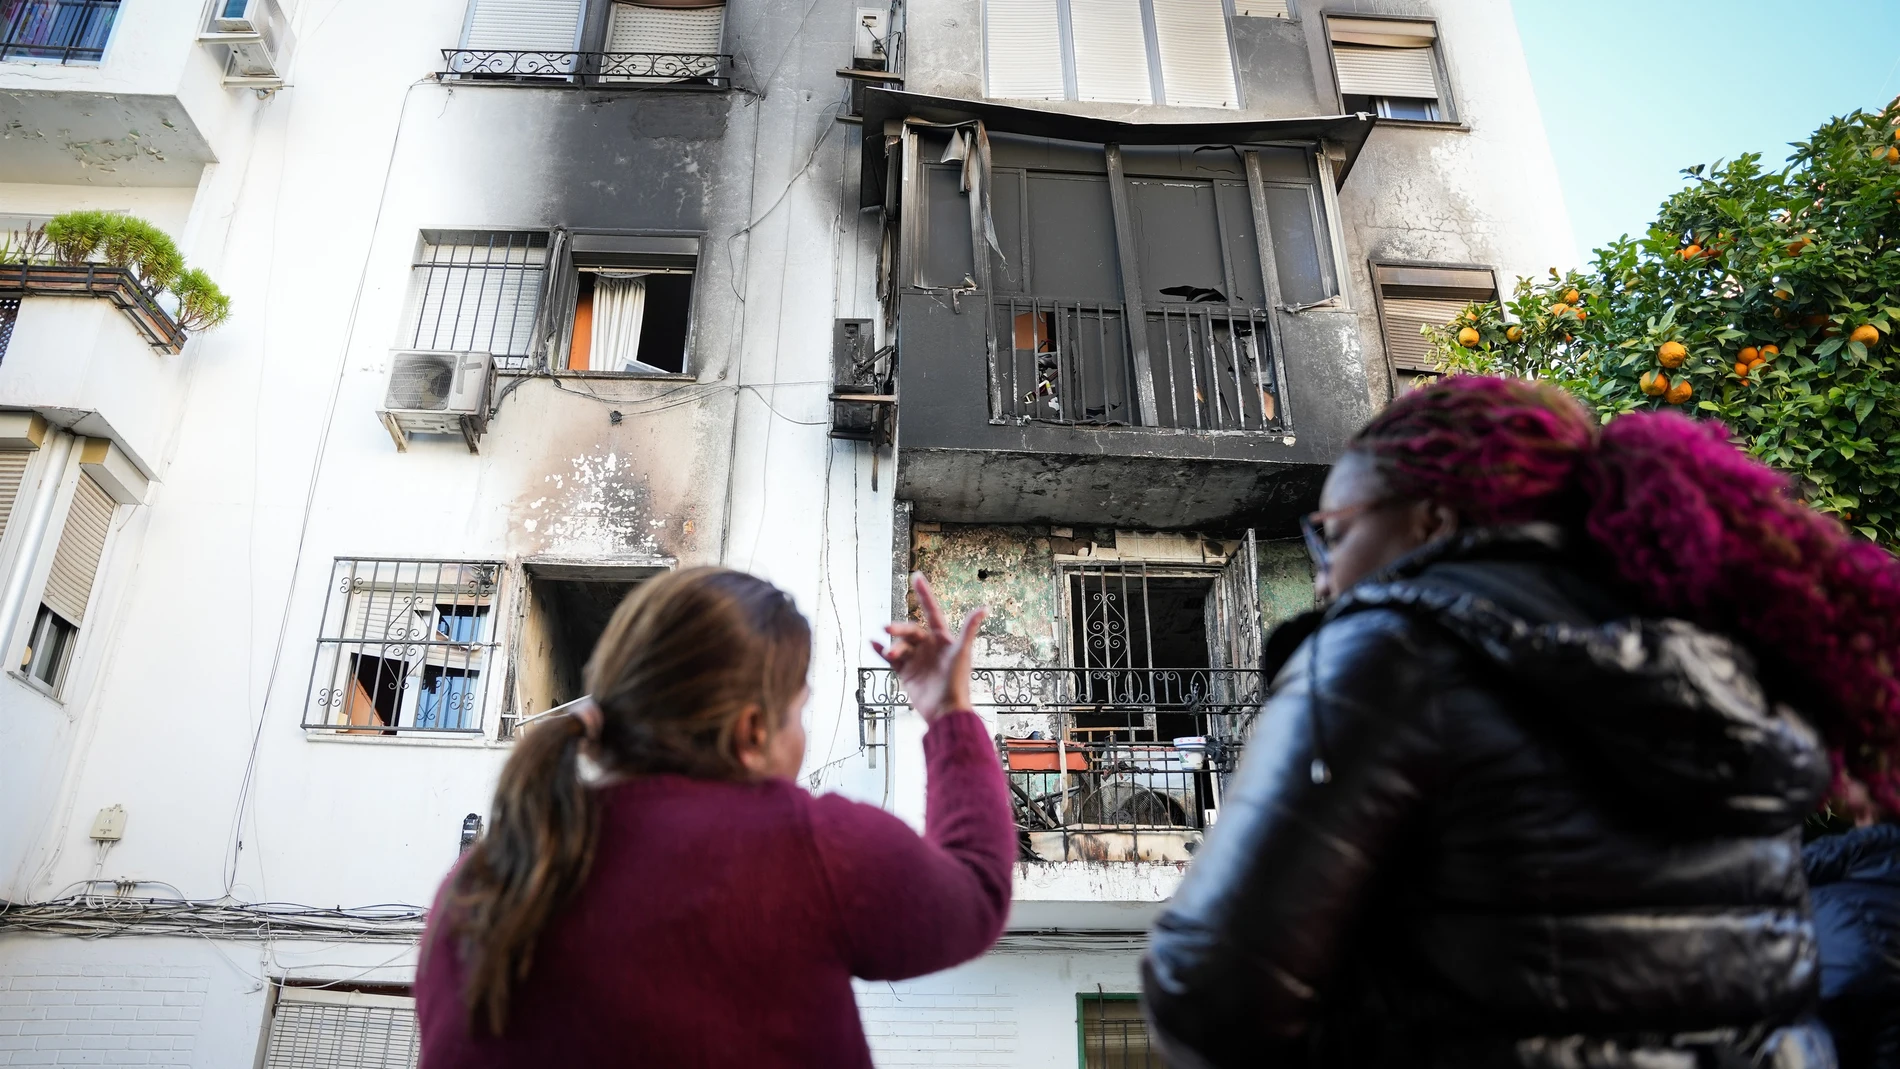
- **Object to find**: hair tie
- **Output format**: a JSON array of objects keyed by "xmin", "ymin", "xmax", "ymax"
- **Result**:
[{"xmin": 571, "ymin": 697, "xmax": 603, "ymax": 742}]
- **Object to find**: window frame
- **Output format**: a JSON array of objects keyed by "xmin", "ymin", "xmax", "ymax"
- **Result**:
[
  {"xmin": 400, "ymin": 229, "xmax": 552, "ymax": 371},
  {"xmin": 547, "ymin": 230, "xmax": 702, "ymax": 379},
  {"xmin": 1074, "ymin": 991, "xmax": 1158, "ymax": 1068},
  {"xmin": 301, "ymin": 557, "xmax": 506, "ymax": 739},
  {"xmin": 983, "ymin": 0, "xmax": 1244, "ymax": 109},
  {"xmin": 0, "ymin": 0, "xmax": 121, "ymax": 66},
  {"xmin": 1367, "ymin": 258, "xmax": 1501, "ymax": 396},
  {"xmin": 1321, "ymin": 12, "xmax": 1458, "ymax": 127}
]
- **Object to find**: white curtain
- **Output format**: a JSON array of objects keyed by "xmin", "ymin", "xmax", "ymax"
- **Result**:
[{"xmin": 588, "ymin": 272, "xmax": 668, "ymax": 374}]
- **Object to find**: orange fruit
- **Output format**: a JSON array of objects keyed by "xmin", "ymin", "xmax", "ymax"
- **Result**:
[
  {"xmin": 1775, "ymin": 288, "xmax": 1793, "ymax": 300},
  {"xmin": 1681, "ymin": 245, "xmax": 1702, "ymax": 260},
  {"xmin": 1802, "ymin": 313, "xmax": 1829, "ymax": 328},
  {"xmin": 1851, "ymin": 324, "xmax": 1880, "ymax": 346},
  {"xmin": 1505, "ymin": 325, "xmax": 1523, "ymax": 342},
  {"xmin": 1734, "ymin": 361, "xmax": 1752, "ymax": 376},
  {"xmin": 1562, "ymin": 288, "xmax": 1580, "ymax": 304},
  {"xmin": 1457, "ymin": 326, "xmax": 1480, "ymax": 347},
  {"xmin": 1658, "ymin": 340, "xmax": 1688, "ymax": 368},
  {"xmin": 1665, "ymin": 380, "xmax": 1693, "ymax": 405},
  {"xmin": 1640, "ymin": 370, "xmax": 1669, "ymax": 396},
  {"xmin": 1465, "ymin": 311, "xmax": 1480, "ymax": 322},
  {"xmin": 1762, "ymin": 344, "xmax": 1780, "ymax": 359},
  {"xmin": 1738, "ymin": 346, "xmax": 1760, "ymax": 363},
  {"xmin": 1788, "ymin": 236, "xmax": 1813, "ymax": 256},
  {"xmin": 1887, "ymin": 146, "xmax": 1900, "ymax": 164},
  {"xmin": 1575, "ymin": 309, "xmax": 1588, "ymax": 320},
  {"xmin": 1549, "ymin": 302, "xmax": 1570, "ymax": 316}
]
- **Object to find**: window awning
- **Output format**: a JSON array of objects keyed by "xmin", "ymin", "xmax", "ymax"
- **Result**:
[{"xmin": 858, "ymin": 88, "xmax": 1378, "ymax": 208}]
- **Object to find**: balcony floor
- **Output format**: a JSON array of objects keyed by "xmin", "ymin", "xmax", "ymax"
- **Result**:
[{"xmin": 0, "ymin": 90, "xmax": 214, "ymax": 186}]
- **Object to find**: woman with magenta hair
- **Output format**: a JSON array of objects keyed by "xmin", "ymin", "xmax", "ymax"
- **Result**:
[{"xmin": 1144, "ymin": 375, "xmax": 1900, "ymax": 1069}]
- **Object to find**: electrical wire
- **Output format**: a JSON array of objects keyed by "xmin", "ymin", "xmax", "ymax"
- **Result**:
[{"xmin": 0, "ymin": 897, "xmax": 428, "ymax": 942}]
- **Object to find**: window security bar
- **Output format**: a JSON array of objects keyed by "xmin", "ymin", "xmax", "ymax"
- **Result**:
[
  {"xmin": 439, "ymin": 49, "xmax": 732, "ymax": 87},
  {"xmin": 993, "ymin": 298, "xmax": 1279, "ymax": 432},
  {"xmin": 406, "ymin": 232, "xmax": 547, "ymax": 370},
  {"xmin": 303, "ymin": 559, "xmax": 504, "ymax": 735},
  {"xmin": 0, "ymin": 0, "xmax": 117, "ymax": 64}
]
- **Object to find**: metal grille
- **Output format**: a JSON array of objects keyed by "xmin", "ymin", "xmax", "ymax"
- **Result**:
[
  {"xmin": 404, "ymin": 232, "xmax": 547, "ymax": 369},
  {"xmin": 993, "ymin": 298, "xmax": 1278, "ymax": 430},
  {"xmin": 1080, "ymin": 994, "xmax": 1169, "ymax": 1068},
  {"xmin": 303, "ymin": 559, "xmax": 503, "ymax": 734},
  {"xmin": 262, "ymin": 988, "xmax": 418, "ymax": 1069},
  {"xmin": 439, "ymin": 49, "xmax": 732, "ymax": 85},
  {"xmin": 0, "ymin": 0, "xmax": 117, "ymax": 63},
  {"xmin": 0, "ymin": 296, "xmax": 16, "ymax": 360}
]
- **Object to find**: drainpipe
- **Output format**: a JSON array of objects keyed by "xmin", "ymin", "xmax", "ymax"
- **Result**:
[{"xmin": 0, "ymin": 431, "xmax": 76, "ymax": 665}]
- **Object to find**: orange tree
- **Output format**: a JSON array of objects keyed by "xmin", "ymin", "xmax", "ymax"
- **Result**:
[{"xmin": 1427, "ymin": 105, "xmax": 1900, "ymax": 544}]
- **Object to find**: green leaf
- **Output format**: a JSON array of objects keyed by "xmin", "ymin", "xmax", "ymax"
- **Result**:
[
  {"xmin": 1856, "ymin": 396, "xmax": 1876, "ymax": 423},
  {"xmin": 1815, "ymin": 337, "xmax": 1844, "ymax": 358}
]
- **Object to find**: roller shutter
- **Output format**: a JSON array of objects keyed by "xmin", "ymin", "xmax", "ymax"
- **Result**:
[
  {"xmin": 40, "ymin": 474, "xmax": 114, "ymax": 626},
  {"xmin": 984, "ymin": 0, "xmax": 1065, "ymax": 100},
  {"xmin": 1380, "ymin": 296, "xmax": 1471, "ymax": 372},
  {"xmin": 0, "ymin": 450, "xmax": 29, "ymax": 544},
  {"xmin": 260, "ymin": 988, "xmax": 419, "ymax": 1069},
  {"xmin": 1070, "ymin": 0, "xmax": 1152, "ymax": 104},
  {"xmin": 461, "ymin": 0, "xmax": 585, "ymax": 51},
  {"xmin": 1152, "ymin": 0, "xmax": 1237, "ymax": 108},
  {"xmin": 1332, "ymin": 44, "xmax": 1438, "ymax": 99}
]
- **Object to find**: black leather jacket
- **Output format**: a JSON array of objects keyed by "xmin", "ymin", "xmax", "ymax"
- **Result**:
[{"xmin": 1143, "ymin": 527, "xmax": 1835, "ymax": 1069}]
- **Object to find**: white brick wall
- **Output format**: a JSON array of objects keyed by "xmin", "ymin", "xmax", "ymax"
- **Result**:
[
  {"xmin": 857, "ymin": 982, "xmax": 1020, "ymax": 1068},
  {"xmin": 0, "ymin": 963, "xmax": 208, "ymax": 1066}
]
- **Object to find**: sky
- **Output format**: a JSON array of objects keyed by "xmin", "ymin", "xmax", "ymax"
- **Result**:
[{"xmin": 1512, "ymin": 0, "xmax": 1900, "ymax": 264}]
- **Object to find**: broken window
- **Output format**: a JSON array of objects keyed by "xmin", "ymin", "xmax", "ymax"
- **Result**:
[
  {"xmin": 1078, "ymin": 993, "xmax": 1167, "ymax": 1068},
  {"xmin": 1374, "ymin": 262, "xmax": 1498, "ymax": 391},
  {"xmin": 403, "ymin": 231, "xmax": 548, "ymax": 370},
  {"xmin": 1328, "ymin": 16, "xmax": 1453, "ymax": 123},
  {"xmin": 508, "ymin": 563, "xmax": 656, "ymax": 734},
  {"xmin": 305, "ymin": 559, "xmax": 501, "ymax": 734},
  {"xmin": 967, "ymin": 137, "xmax": 1322, "ymax": 429},
  {"xmin": 560, "ymin": 233, "xmax": 697, "ymax": 374},
  {"xmin": 984, "ymin": 0, "xmax": 1237, "ymax": 109}
]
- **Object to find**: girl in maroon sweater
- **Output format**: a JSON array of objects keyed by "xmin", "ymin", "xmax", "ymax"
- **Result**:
[{"xmin": 416, "ymin": 568, "xmax": 1013, "ymax": 1066}]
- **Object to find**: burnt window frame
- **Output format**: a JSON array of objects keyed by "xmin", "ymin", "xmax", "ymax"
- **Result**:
[
  {"xmin": 900, "ymin": 125, "xmax": 1342, "ymax": 432},
  {"xmin": 1321, "ymin": 12, "xmax": 1459, "ymax": 128},
  {"xmin": 546, "ymin": 230, "xmax": 702, "ymax": 379},
  {"xmin": 1367, "ymin": 258, "xmax": 1501, "ymax": 397}
]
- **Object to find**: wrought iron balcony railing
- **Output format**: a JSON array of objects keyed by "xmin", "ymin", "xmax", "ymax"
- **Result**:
[
  {"xmin": 992, "ymin": 297, "xmax": 1281, "ymax": 432},
  {"xmin": 0, "ymin": 263, "xmax": 186, "ymax": 353},
  {"xmin": 858, "ymin": 666, "xmax": 1265, "ymax": 863},
  {"xmin": 1, "ymin": 0, "xmax": 116, "ymax": 64},
  {"xmin": 439, "ymin": 49, "xmax": 732, "ymax": 87}
]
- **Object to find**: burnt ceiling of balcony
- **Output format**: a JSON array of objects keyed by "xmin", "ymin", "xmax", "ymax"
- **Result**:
[{"xmin": 0, "ymin": 91, "xmax": 215, "ymax": 186}]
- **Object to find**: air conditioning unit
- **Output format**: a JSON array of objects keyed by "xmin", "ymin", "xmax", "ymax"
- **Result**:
[
  {"xmin": 199, "ymin": 0, "xmax": 295, "ymax": 87},
  {"xmin": 378, "ymin": 351, "xmax": 492, "ymax": 454}
]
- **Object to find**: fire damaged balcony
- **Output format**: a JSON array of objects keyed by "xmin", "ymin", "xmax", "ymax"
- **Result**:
[
  {"xmin": 862, "ymin": 90, "xmax": 1381, "ymax": 531},
  {"xmin": 858, "ymin": 666, "xmax": 1264, "ymax": 865}
]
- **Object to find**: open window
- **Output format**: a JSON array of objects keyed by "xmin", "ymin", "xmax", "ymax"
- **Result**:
[
  {"xmin": 304, "ymin": 559, "xmax": 502, "ymax": 735},
  {"xmin": 19, "ymin": 473, "xmax": 116, "ymax": 697},
  {"xmin": 1327, "ymin": 16, "xmax": 1453, "ymax": 123},
  {"xmin": 559, "ymin": 233, "xmax": 697, "ymax": 375},
  {"xmin": 1077, "ymin": 993, "xmax": 1164, "ymax": 1068},
  {"xmin": 510, "ymin": 561, "xmax": 662, "ymax": 733},
  {"xmin": 1372, "ymin": 262, "xmax": 1498, "ymax": 392}
]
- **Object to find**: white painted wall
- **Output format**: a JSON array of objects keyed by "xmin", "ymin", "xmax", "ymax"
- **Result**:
[{"xmin": 0, "ymin": 1, "xmax": 1570, "ymax": 1066}]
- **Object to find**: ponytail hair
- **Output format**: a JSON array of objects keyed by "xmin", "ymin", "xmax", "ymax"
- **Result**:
[
  {"xmin": 443, "ymin": 567, "xmax": 811, "ymax": 1035},
  {"xmin": 1352, "ymin": 376, "xmax": 1900, "ymax": 812}
]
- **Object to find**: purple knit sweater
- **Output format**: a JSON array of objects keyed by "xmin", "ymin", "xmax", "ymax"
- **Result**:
[{"xmin": 416, "ymin": 710, "xmax": 1015, "ymax": 1066}]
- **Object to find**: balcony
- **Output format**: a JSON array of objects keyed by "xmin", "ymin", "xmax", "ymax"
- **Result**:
[
  {"xmin": 858, "ymin": 666, "xmax": 1264, "ymax": 864},
  {"xmin": 439, "ymin": 49, "xmax": 733, "ymax": 89},
  {"xmin": 864, "ymin": 89, "xmax": 1380, "ymax": 531}
]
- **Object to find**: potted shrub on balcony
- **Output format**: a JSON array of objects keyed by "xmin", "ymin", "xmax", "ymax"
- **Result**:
[{"xmin": 3, "ymin": 211, "xmax": 232, "ymax": 352}]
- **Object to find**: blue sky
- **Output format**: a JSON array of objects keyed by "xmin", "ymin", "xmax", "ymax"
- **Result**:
[{"xmin": 1513, "ymin": 0, "xmax": 1900, "ymax": 264}]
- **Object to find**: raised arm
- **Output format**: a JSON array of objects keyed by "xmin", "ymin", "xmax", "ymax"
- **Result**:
[
  {"xmin": 1141, "ymin": 609, "xmax": 1444, "ymax": 1069},
  {"xmin": 813, "ymin": 573, "xmax": 1014, "ymax": 978},
  {"xmin": 812, "ymin": 709, "xmax": 1015, "ymax": 979}
]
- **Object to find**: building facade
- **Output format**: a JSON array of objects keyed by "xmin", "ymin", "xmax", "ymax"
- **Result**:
[{"xmin": 0, "ymin": 0, "xmax": 1568, "ymax": 1064}]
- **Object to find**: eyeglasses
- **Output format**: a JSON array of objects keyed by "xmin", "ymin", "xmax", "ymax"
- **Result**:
[{"xmin": 1299, "ymin": 500, "xmax": 1384, "ymax": 574}]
